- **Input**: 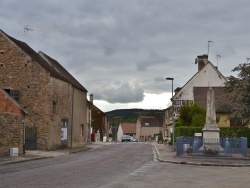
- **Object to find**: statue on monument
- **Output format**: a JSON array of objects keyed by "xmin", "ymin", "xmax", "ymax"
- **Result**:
[{"xmin": 200, "ymin": 87, "xmax": 221, "ymax": 153}]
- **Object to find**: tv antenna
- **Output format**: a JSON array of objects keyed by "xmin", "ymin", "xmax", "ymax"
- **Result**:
[
  {"xmin": 207, "ymin": 40, "xmax": 214, "ymax": 57},
  {"xmin": 216, "ymin": 54, "xmax": 221, "ymax": 68},
  {"xmin": 24, "ymin": 25, "xmax": 33, "ymax": 33},
  {"xmin": 247, "ymin": 57, "xmax": 250, "ymax": 63}
]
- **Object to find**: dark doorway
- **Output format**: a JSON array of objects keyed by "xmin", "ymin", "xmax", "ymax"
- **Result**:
[{"xmin": 25, "ymin": 127, "xmax": 37, "ymax": 150}]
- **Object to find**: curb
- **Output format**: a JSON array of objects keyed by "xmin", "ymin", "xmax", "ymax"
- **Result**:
[
  {"xmin": 0, "ymin": 156, "xmax": 52, "ymax": 166},
  {"xmin": 0, "ymin": 147, "xmax": 94, "ymax": 166},
  {"xmin": 153, "ymin": 144, "xmax": 250, "ymax": 167}
]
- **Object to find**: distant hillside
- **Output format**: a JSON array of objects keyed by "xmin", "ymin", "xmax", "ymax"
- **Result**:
[{"xmin": 106, "ymin": 109, "xmax": 164, "ymax": 127}]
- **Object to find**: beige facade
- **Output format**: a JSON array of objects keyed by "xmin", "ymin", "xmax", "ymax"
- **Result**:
[
  {"xmin": 217, "ymin": 113, "xmax": 230, "ymax": 127},
  {"xmin": 164, "ymin": 107, "xmax": 172, "ymax": 138},
  {"xmin": 136, "ymin": 116, "xmax": 163, "ymax": 141},
  {"xmin": 71, "ymin": 87, "xmax": 88, "ymax": 147}
]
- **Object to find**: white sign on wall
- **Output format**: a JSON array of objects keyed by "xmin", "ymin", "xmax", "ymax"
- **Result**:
[
  {"xmin": 61, "ymin": 128, "xmax": 67, "ymax": 140},
  {"xmin": 173, "ymin": 100, "xmax": 193, "ymax": 112}
]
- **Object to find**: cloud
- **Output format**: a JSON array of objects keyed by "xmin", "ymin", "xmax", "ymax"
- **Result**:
[
  {"xmin": 92, "ymin": 81, "xmax": 144, "ymax": 103},
  {"xmin": 1, "ymin": 0, "xmax": 250, "ymax": 110}
]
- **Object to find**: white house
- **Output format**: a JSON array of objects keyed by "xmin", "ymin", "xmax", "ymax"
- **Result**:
[
  {"xmin": 164, "ymin": 54, "xmax": 228, "ymax": 137},
  {"xmin": 117, "ymin": 123, "xmax": 136, "ymax": 142},
  {"xmin": 172, "ymin": 54, "xmax": 227, "ymax": 113}
]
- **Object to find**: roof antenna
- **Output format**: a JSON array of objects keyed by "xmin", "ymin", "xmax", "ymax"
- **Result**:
[
  {"xmin": 216, "ymin": 54, "xmax": 221, "ymax": 68},
  {"xmin": 24, "ymin": 25, "xmax": 33, "ymax": 33},
  {"xmin": 207, "ymin": 40, "xmax": 214, "ymax": 58},
  {"xmin": 247, "ymin": 57, "xmax": 250, "ymax": 63}
]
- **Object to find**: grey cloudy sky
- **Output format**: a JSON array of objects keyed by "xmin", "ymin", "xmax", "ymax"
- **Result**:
[{"xmin": 1, "ymin": 0, "xmax": 250, "ymax": 112}]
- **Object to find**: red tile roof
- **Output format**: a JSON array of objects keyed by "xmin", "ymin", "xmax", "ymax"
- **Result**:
[{"xmin": 121, "ymin": 123, "xmax": 136, "ymax": 134}]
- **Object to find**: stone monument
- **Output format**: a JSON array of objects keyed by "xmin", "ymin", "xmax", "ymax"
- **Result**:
[{"xmin": 202, "ymin": 88, "xmax": 221, "ymax": 150}]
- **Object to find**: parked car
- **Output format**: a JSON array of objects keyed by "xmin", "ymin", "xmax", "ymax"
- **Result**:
[
  {"xmin": 121, "ymin": 135, "xmax": 131, "ymax": 142},
  {"xmin": 131, "ymin": 137, "xmax": 138, "ymax": 142}
]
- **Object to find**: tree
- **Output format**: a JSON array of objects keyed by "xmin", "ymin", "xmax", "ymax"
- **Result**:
[
  {"xmin": 225, "ymin": 62, "xmax": 250, "ymax": 126},
  {"xmin": 92, "ymin": 107, "xmax": 104, "ymax": 137},
  {"xmin": 178, "ymin": 102, "xmax": 206, "ymax": 127}
]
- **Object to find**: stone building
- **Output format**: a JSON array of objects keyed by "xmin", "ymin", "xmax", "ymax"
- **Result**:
[
  {"xmin": 0, "ymin": 88, "xmax": 27, "ymax": 156},
  {"xmin": 0, "ymin": 29, "xmax": 88, "ymax": 150},
  {"xmin": 91, "ymin": 105, "xmax": 109, "ymax": 142}
]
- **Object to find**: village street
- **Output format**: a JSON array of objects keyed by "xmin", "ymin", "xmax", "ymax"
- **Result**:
[{"xmin": 0, "ymin": 143, "xmax": 249, "ymax": 188}]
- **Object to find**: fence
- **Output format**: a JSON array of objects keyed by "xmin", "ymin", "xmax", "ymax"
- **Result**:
[{"xmin": 176, "ymin": 136, "xmax": 248, "ymax": 158}]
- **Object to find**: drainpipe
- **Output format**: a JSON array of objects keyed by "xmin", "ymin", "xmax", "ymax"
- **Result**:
[
  {"xmin": 23, "ymin": 113, "xmax": 26, "ymax": 154},
  {"xmin": 71, "ymin": 87, "xmax": 75, "ymax": 148}
]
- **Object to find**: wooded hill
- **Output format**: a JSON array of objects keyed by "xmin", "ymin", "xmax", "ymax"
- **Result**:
[{"xmin": 106, "ymin": 109, "xmax": 164, "ymax": 127}]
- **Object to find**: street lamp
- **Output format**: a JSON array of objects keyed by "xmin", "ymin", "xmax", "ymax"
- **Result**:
[{"xmin": 166, "ymin": 77, "xmax": 175, "ymax": 151}]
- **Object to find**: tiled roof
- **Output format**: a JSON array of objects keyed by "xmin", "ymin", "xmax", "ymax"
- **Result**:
[
  {"xmin": 139, "ymin": 116, "xmax": 163, "ymax": 127},
  {"xmin": 193, "ymin": 87, "xmax": 233, "ymax": 113},
  {"xmin": 0, "ymin": 88, "xmax": 27, "ymax": 114},
  {"xmin": 121, "ymin": 123, "xmax": 136, "ymax": 134},
  {"xmin": 173, "ymin": 62, "xmax": 227, "ymax": 99},
  {"xmin": 1, "ymin": 30, "xmax": 87, "ymax": 92},
  {"xmin": 38, "ymin": 51, "xmax": 87, "ymax": 92}
]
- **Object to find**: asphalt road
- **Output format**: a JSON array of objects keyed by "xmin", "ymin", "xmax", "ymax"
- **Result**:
[
  {"xmin": 0, "ymin": 142, "xmax": 153, "ymax": 188},
  {"xmin": 0, "ymin": 142, "xmax": 249, "ymax": 188}
]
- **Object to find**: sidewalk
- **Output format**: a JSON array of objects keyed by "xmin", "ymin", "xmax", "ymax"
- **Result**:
[
  {"xmin": 0, "ymin": 142, "xmax": 111, "ymax": 166},
  {"xmin": 153, "ymin": 142, "xmax": 250, "ymax": 167}
]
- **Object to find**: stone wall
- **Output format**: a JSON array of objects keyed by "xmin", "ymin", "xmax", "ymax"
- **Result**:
[
  {"xmin": 0, "ymin": 91, "xmax": 24, "ymax": 156},
  {"xmin": 0, "ymin": 32, "xmax": 75, "ymax": 150}
]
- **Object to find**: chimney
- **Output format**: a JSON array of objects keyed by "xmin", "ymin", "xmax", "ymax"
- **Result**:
[
  {"xmin": 195, "ymin": 54, "xmax": 208, "ymax": 71},
  {"xmin": 89, "ymin": 94, "xmax": 93, "ymax": 104}
]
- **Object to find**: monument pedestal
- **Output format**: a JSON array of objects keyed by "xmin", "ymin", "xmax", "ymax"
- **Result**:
[
  {"xmin": 201, "ymin": 128, "xmax": 223, "ymax": 152},
  {"xmin": 203, "ymin": 126, "xmax": 220, "ymax": 141},
  {"xmin": 199, "ymin": 88, "xmax": 224, "ymax": 152}
]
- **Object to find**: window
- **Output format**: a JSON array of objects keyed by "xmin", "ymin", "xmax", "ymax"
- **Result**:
[
  {"xmin": 4, "ymin": 89, "xmax": 19, "ymax": 102},
  {"xmin": 52, "ymin": 101, "xmax": 56, "ymax": 113},
  {"xmin": 80, "ymin": 124, "xmax": 84, "ymax": 137}
]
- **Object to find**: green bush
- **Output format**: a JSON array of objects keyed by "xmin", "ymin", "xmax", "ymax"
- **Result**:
[{"xmin": 158, "ymin": 134, "xmax": 163, "ymax": 141}]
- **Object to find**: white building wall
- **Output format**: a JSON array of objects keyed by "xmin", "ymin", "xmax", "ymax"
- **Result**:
[
  {"xmin": 174, "ymin": 63, "xmax": 226, "ymax": 101},
  {"xmin": 117, "ymin": 124, "xmax": 124, "ymax": 142}
]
